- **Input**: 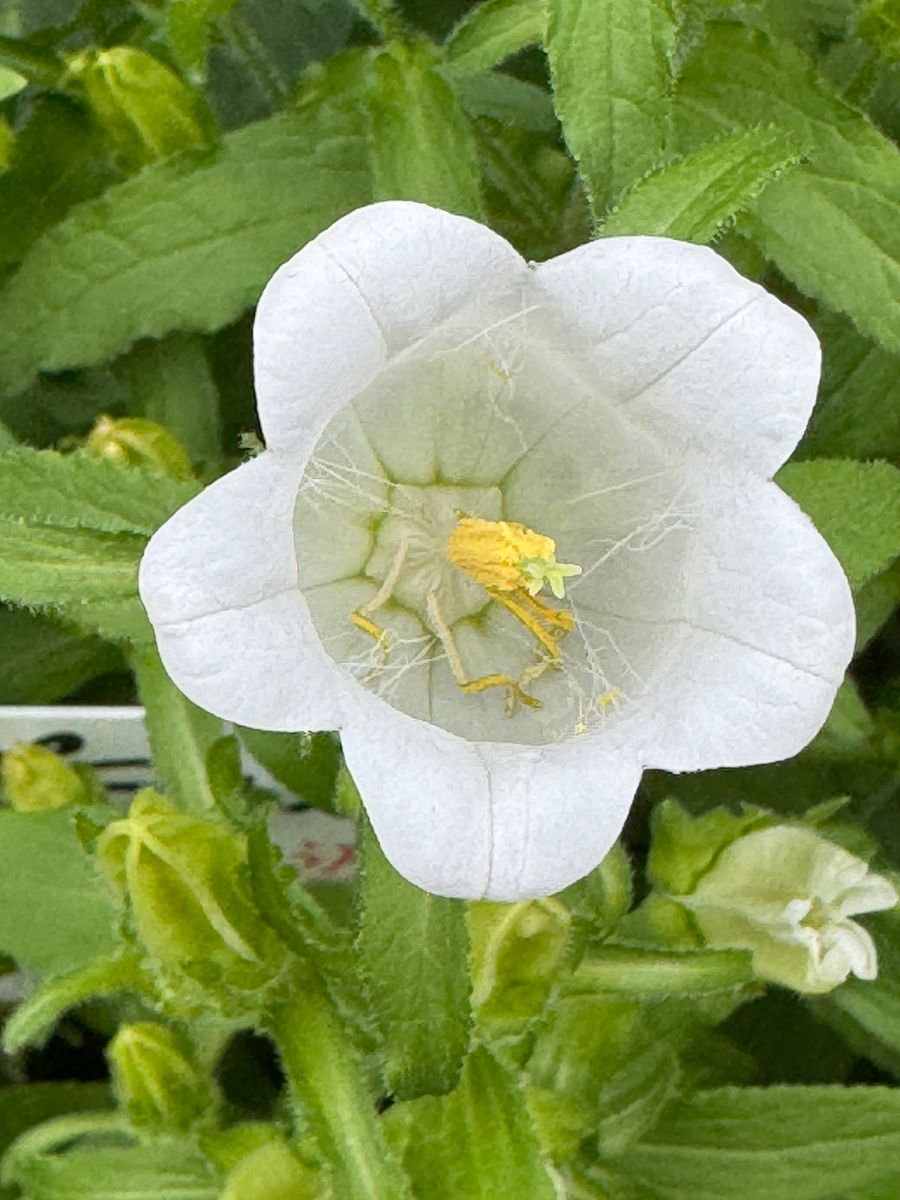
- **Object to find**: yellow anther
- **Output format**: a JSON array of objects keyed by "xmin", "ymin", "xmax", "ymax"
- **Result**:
[
  {"xmin": 351, "ymin": 611, "xmax": 389, "ymax": 645},
  {"xmin": 448, "ymin": 517, "xmax": 576, "ymax": 595}
]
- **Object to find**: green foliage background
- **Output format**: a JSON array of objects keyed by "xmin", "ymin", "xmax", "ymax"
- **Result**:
[{"xmin": 0, "ymin": 0, "xmax": 898, "ymax": 1197}]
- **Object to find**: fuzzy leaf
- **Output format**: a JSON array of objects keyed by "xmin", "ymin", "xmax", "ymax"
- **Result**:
[
  {"xmin": 675, "ymin": 24, "xmax": 900, "ymax": 353},
  {"xmin": 10, "ymin": 1143, "xmax": 221, "ymax": 1200},
  {"xmin": 386, "ymin": 1045, "xmax": 557, "ymax": 1200},
  {"xmin": 446, "ymin": 0, "xmax": 545, "ymax": 76},
  {"xmin": 0, "ymin": 610, "xmax": 120, "ymax": 703},
  {"xmin": 358, "ymin": 818, "xmax": 470, "ymax": 1099},
  {"xmin": 776, "ymin": 459, "xmax": 900, "ymax": 591},
  {"xmin": 601, "ymin": 127, "xmax": 802, "ymax": 242},
  {"xmin": 596, "ymin": 1086, "xmax": 900, "ymax": 1200},
  {"xmin": 0, "ymin": 97, "xmax": 369, "ymax": 394},
  {"xmin": 546, "ymin": 0, "xmax": 674, "ymax": 210},
  {"xmin": 0, "ymin": 810, "xmax": 119, "ymax": 975},
  {"xmin": 367, "ymin": 42, "xmax": 482, "ymax": 217}
]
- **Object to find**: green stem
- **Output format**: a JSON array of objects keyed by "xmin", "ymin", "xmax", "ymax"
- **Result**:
[
  {"xmin": 353, "ymin": 0, "xmax": 406, "ymax": 42},
  {"xmin": 270, "ymin": 973, "xmax": 412, "ymax": 1200},
  {"xmin": 570, "ymin": 946, "xmax": 755, "ymax": 995}
]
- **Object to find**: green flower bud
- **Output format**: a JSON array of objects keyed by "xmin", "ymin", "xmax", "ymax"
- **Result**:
[
  {"xmin": 97, "ymin": 791, "xmax": 285, "ymax": 998},
  {"xmin": 66, "ymin": 46, "xmax": 214, "ymax": 168},
  {"xmin": 677, "ymin": 825, "xmax": 897, "ymax": 995},
  {"xmin": 108, "ymin": 1022, "xmax": 211, "ymax": 1133},
  {"xmin": 469, "ymin": 897, "xmax": 571, "ymax": 1024},
  {"xmin": 2, "ymin": 742, "xmax": 88, "ymax": 812},
  {"xmin": 86, "ymin": 415, "xmax": 194, "ymax": 481},
  {"xmin": 221, "ymin": 1137, "xmax": 324, "ymax": 1200}
]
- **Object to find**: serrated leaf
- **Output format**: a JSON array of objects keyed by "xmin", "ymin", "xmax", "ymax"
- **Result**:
[
  {"xmin": 386, "ymin": 1045, "xmax": 558, "ymax": 1200},
  {"xmin": 595, "ymin": 1085, "xmax": 900, "ymax": 1200},
  {"xmin": 445, "ymin": 0, "xmax": 545, "ymax": 77},
  {"xmin": 357, "ymin": 818, "xmax": 470, "ymax": 1099},
  {"xmin": 596, "ymin": 1041, "xmax": 680, "ymax": 1157},
  {"xmin": 132, "ymin": 646, "xmax": 224, "ymax": 813},
  {"xmin": 798, "ymin": 310, "xmax": 900, "ymax": 462},
  {"xmin": 367, "ymin": 42, "xmax": 482, "ymax": 217},
  {"xmin": 0, "ymin": 521, "xmax": 149, "ymax": 642},
  {"xmin": 0, "ymin": 94, "xmax": 370, "ymax": 394},
  {"xmin": 674, "ymin": 24, "xmax": 900, "ymax": 353},
  {"xmin": 0, "ymin": 610, "xmax": 120, "ymax": 703},
  {"xmin": 600, "ymin": 127, "xmax": 802, "ymax": 242},
  {"xmin": 0, "ymin": 809, "xmax": 119, "ymax": 975},
  {"xmin": 0, "ymin": 449, "xmax": 199, "ymax": 536},
  {"xmin": 776, "ymin": 459, "xmax": 900, "ymax": 591},
  {"xmin": 457, "ymin": 71, "xmax": 557, "ymax": 132},
  {"xmin": 854, "ymin": 560, "xmax": 900, "ymax": 651},
  {"xmin": 546, "ymin": 0, "xmax": 674, "ymax": 212}
]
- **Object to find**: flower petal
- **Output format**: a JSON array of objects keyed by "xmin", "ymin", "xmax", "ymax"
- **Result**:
[
  {"xmin": 534, "ymin": 236, "xmax": 820, "ymax": 476},
  {"xmin": 254, "ymin": 201, "xmax": 527, "ymax": 452},
  {"xmin": 139, "ymin": 452, "xmax": 351, "ymax": 731},
  {"xmin": 641, "ymin": 475, "xmax": 854, "ymax": 770},
  {"xmin": 342, "ymin": 691, "xmax": 641, "ymax": 900}
]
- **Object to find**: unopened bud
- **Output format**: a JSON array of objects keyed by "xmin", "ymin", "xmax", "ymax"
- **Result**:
[
  {"xmin": 66, "ymin": 46, "xmax": 214, "ymax": 168},
  {"xmin": 469, "ymin": 897, "xmax": 570, "ymax": 1024},
  {"xmin": 2, "ymin": 742, "xmax": 88, "ymax": 812},
  {"xmin": 97, "ymin": 791, "xmax": 285, "ymax": 997},
  {"xmin": 221, "ymin": 1137, "xmax": 324, "ymax": 1200},
  {"xmin": 87, "ymin": 415, "xmax": 193, "ymax": 481},
  {"xmin": 108, "ymin": 1022, "xmax": 210, "ymax": 1133}
]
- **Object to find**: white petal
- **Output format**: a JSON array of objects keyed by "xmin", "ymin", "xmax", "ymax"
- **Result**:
[
  {"xmin": 838, "ymin": 874, "xmax": 899, "ymax": 918},
  {"xmin": 253, "ymin": 201, "xmax": 528, "ymax": 452},
  {"xmin": 341, "ymin": 690, "xmax": 641, "ymax": 900},
  {"xmin": 641, "ymin": 474, "xmax": 855, "ymax": 770},
  {"xmin": 535, "ymin": 236, "xmax": 820, "ymax": 476},
  {"xmin": 139, "ymin": 452, "xmax": 351, "ymax": 731}
]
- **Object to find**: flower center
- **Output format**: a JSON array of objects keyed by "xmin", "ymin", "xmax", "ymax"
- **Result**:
[{"xmin": 352, "ymin": 509, "xmax": 583, "ymax": 713}]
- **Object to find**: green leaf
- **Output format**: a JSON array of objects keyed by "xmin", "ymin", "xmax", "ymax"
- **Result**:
[
  {"xmin": 0, "ymin": 1084, "xmax": 113, "ymax": 1161},
  {"xmin": 357, "ymin": 818, "xmax": 471, "ymax": 1099},
  {"xmin": 0, "ymin": 95, "xmax": 118, "ymax": 275},
  {"xmin": 386, "ymin": 1045, "xmax": 558, "ymax": 1200},
  {"xmin": 546, "ymin": 0, "xmax": 674, "ymax": 212},
  {"xmin": 596, "ymin": 1041, "xmax": 680, "ymax": 1157},
  {"xmin": 674, "ymin": 24, "xmax": 900, "ymax": 354},
  {"xmin": 367, "ymin": 41, "xmax": 482, "ymax": 217},
  {"xmin": 445, "ymin": 0, "xmax": 545, "ymax": 76},
  {"xmin": 236, "ymin": 727, "xmax": 342, "ymax": 810},
  {"xmin": 0, "ymin": 610, "xmax": 121, "ymax": 703},
  {"xmin": 457, "ymin": 71, "xmax": 557, "ymax": 132},
  {"xmin": 0, "ymin": 93, "xmax": 370, "ymax": 394},
  {"xmin": 0, "ymin": 449, "xmax": 199, "ymax": 537},
  {"xmin": 476, "ymin": 120, "xmax": 589, "ymax": 261},
  {"xmin": 132, "ymin": 646, "xmax": 224, "ymax": 813},
  {"xmin": 168, "ymin": 0, "xmax": 242, "ymax": 77},
  {"xmin": 595, "ymin": 1085, "xmax": 900, "ymax": 1200},
  {"xmin": 776, "ymin": 459, "xmax": 900, "ymax": 591},
  {"xmin": 3, "ymin": 952, "xmax": 148, "ymax": 1054},
  {"xmin": 855, "ymin": 560, "xmax": 900, "ymax": 651},
  {"xmin": 116, "ymin": 333, "xmax": 223, "ymax": 468},
  {"xmin": 0, "ymin": 522, "xmax": 149, "ymax": 642},
  {"xmin": 798, "ymin": 310, "xmax": 900, "ymax": 463},
  {"xmin": 815, "ymin": 907, "xmax": 900, "ymax": 1077},
  {"xmin": 600, "ymin": 127, "xmax": 802, "ymax": 242},
  {"xmin": 9, "ymin": 1143, "xmax": 221, "ymax": 1200},
  {"xmin": 0, "ymin": 809, "xmax": 119, "ymax": 975}
]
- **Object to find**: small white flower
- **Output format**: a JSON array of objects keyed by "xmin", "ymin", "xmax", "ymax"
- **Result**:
[
  {"xmin": 680, "ymin": 825, "xmax": 897, "ymax": 993},
  {"xmin": 139, "ymin": 202, "xmax": 855, "ymax": 901}
]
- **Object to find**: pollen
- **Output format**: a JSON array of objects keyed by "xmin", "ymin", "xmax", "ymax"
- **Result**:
[{"xmin": 447, "ymin": 517, "xmax": 581, "ymax": 597}]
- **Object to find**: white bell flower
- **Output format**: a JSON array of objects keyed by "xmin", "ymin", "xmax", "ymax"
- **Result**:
[
  {"xmin": 139, "ymin": 202, "xmax": 855, "ymax": 901},
  {"xmin": 679, "ymin": 825, "xmax": 897, "ymax": 993}
]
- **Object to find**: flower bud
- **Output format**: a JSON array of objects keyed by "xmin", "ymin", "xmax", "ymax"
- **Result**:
[
  {"xmin": 469, "ymin": 897, "xmax": 571, "ymax": 1024},
  {"xmin": 1, "ymin": 742, "xmax": 88, "ymax": 812},
  {"xmin": 86, "ymin": 415, "xmax": 194, "ymax": 481},
  {"xmin": 66, "ymin": 46, "xmax": 214, "ymax": 168},
  {"xmin": 678, "ymin": 825, "xmax": 897, "ymax": 994},
  {"xmin": 220, "ymin": 1137, "xmax": 324, "ymax": 1200},
  {"xmin": 97, "ymin": 791, "xmax": 285, "ymax": 998},
  {"xmin": 108, "ymin": 1022, "xmax": 210, "ymax": 1133}
]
